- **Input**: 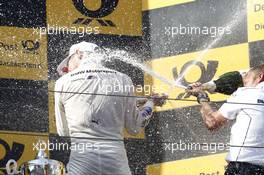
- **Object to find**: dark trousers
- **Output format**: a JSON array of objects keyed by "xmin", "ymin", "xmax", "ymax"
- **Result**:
[{"xmin": 225, "ymin": 162, "xmax": 264, "ymax": 175}]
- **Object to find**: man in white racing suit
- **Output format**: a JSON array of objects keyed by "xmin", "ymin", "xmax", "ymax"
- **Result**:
[{"xmin": 54, "ymin": 41, "xmax": 167, "ymax": 175}]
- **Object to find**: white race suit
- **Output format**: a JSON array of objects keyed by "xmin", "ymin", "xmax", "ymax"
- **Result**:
[{"xmin": 54, "ymin": 59, "xmax": 153, "ymax": 175}]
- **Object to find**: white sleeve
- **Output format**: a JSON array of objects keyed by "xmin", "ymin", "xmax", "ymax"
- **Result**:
[
  {"xmin": 123, "ymin": 76, "xmax": 154, "ymax": 135},
  {"xmin": 218, "ymin": 90, "xmax": 243, "ymax": 120},
  {"xmin": 54, "ymin": 79, "xmax": 70, "ymax": 136}
]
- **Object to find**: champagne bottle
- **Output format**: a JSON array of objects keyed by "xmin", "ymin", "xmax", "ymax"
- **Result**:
[{"xmin": 201, "ymin": 70, "xmax": 245, "ymax": 95}]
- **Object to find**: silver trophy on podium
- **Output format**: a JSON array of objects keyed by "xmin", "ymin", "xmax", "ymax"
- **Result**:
[{"xmin": 19, "ymin": 147, "xmax": 66, "ymax": 175}]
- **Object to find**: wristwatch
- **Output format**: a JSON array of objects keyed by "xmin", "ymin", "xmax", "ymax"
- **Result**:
[{"xmin": 197, "ymin": 92, "xmax": 210, "ymax": 104}]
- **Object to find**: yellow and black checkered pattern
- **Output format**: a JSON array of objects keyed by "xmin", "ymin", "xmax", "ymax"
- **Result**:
[
  {"xmin": 143, "ymin": 0, "xmax": 264, "ymax": 174},
  {"xmin": 0, "ymin": 0, "xmax": 263, "ymax": 175}
]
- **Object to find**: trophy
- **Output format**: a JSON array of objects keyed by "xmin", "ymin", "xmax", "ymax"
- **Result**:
[{"xmin": 19, "ymin": 149, "xmax": 66, "ymax": 175}]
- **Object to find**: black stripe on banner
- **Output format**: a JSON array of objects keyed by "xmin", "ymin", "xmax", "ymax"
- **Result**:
[
  {"xmin": 47, "ymin": 33, "xmax": 148, "ymax": 86},
  {"xmin": 249, "ymin": 40, "xmax": 264, "ymax": 67},
  {"xmin": 0, "ymin": 0, "xmax": 46, "ymax": 28},
  {"xmin": 142, "ymin": 0, "xmax": 248, "ymax": 60},
  {"xmin": 0, "ymin": 78, "xmax": 48, "ymax": 132},
  {"xmin": 49, "ymin": 134, "xmax": 71, "ymax": 165}
]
